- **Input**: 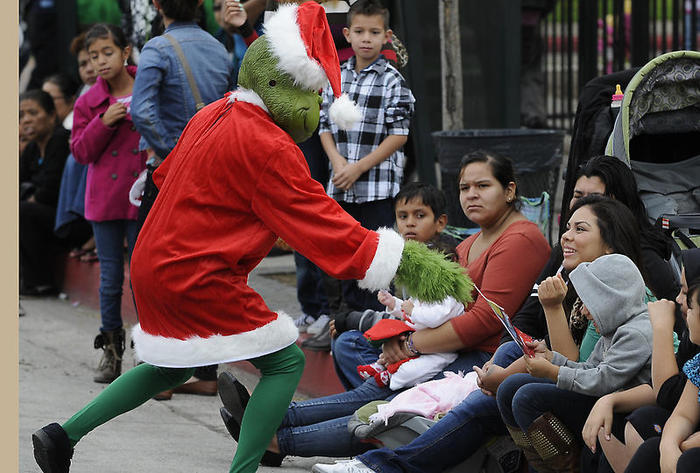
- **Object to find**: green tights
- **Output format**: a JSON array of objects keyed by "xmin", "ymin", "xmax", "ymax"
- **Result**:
[{"xmin": 61, "ymin": 343, "xmax": 305, "ymax": 473}]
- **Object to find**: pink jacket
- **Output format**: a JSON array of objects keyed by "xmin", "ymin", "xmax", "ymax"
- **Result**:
[{"xmin": 71, "ymin": 66, "xmax": 147, "ymax": 222}]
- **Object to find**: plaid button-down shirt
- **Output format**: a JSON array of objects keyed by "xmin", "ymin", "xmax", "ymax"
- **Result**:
[{"xmin": 319, "ymin": 56, "xmax": 415, "ymax": 203}]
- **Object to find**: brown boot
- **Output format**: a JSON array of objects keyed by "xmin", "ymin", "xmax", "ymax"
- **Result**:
[
  {"xmin": 527, "ymin": 412, "xmax": 581, "ymax": 473},
  {"xmin": 93, "ymin": 328, "xmax": 125, "ymax": 383},
  {"xmin": 505, "ymin": 424, "xmax": 556, "ymax": 473}
]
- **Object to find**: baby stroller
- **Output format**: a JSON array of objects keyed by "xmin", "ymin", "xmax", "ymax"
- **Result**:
[
  {"xmin": 562, "ymin": 51, "xmax": 700, "ymax": 258},
  {"xmin": 604, "ymin": 50, "xmax": 700, "ymax": 259}
]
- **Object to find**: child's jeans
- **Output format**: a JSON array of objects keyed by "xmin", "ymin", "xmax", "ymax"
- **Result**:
[
  {"xmin": 496, "ymin": 372, "xmax": 598, "ymax": 432},
  {"xmin": 91, "ymin": 219, "xmax": 138, "ymax": 331}
]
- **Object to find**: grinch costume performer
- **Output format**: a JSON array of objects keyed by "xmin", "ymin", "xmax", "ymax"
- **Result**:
[{"xmin": 32, "ymin": 4, "xmax": 473, "ymax": 473}]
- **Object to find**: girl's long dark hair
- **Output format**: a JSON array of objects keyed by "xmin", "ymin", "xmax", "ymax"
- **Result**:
[
  {"xmin": 574, "ymin": 155, "xmax": 672, "ymax": 259},
  {"xmin": 569, "ymin": 195, "xmax": 644, "ymax": 273},
  {"xmin": 85, "ymin": 23, "xmax": 130, "ymax": 51},
  {"xmin": 565, "ymin": 195, "xmax": 645, "ymax": 343}
]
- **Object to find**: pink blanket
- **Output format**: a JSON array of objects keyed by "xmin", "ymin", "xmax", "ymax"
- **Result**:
[{"xmin": 370, "ymin": 371, "xmax": 480, "ymax": 424}]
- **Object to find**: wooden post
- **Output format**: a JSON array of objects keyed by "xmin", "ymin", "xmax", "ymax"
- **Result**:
[{"xmin": 439, "ymin": 0, "xmax": 463, "ymax": 130}]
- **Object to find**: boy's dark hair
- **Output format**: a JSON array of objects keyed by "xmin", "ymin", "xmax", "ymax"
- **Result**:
[
  {"xmin": 43, "ymin": 73, "xmax": 81, "ymax": 102},
  {"xmin": 568, "ymin": 195, "xmax": 645, "ymax": 282},
  {"xmin": 347, "ymin": 0, "xmax": 390, "ymax": 30},
  {"xmin": 85, "ymin": 23, "xmax": 130, "ymax": 51},
  {"xmin": 156, "ymin": 0, "xmax": 199, "ymax": 22},
  {"xmin": 574, "ymin": 155, "xmax": 671, "ymax": 259},
  {"xmin": 19, "ymin": 89, "xmax": 56, "ymax": 116},
  {"xmin": 459, "ymin": 149, "xmax": 521, "ymax": 210},
  {"xmin": 395, "ymin": 182, "xmax": 447, "ymax": 222}
]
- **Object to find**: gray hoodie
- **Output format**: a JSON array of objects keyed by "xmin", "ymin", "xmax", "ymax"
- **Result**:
[{"xmin": 551, "ymin": 253, "xmax": 653, "ymax": 397}]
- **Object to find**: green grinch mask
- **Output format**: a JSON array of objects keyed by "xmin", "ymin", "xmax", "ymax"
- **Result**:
[{"xmin": 238, "ymin": 37, "xmax": 323, "ymax": 143}]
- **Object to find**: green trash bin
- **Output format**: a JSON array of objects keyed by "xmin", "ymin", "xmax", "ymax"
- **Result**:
[{"xmin": 432, "ymin": 129, "xmax": 564, "ymax": 235}]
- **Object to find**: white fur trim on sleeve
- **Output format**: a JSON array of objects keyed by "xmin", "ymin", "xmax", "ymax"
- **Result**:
[
  {"xmin": 358, "ymin": 228, "xmax": 404, "ymax": 292},
  {"xmin": 264, "ymin": 4, "xmax": 328, "ymax": 91},
  {"xmin": 131, "ymin": 312, "xmax": 298, "ymax": 368},
  {"xmin": 329, "ymin": 93, "xmax": 362, "ymax": 130}
]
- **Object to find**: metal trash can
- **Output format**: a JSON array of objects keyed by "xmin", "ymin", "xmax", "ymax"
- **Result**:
[{"xmin": 432, "ymin": 129, "xmax": 564, "ymax": 231}]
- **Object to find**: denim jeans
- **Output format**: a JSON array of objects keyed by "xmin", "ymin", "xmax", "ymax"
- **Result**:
[
  {"xmin": 332, "ymin": 330, "xmax": 383, "ymax": 390},
  {"xmin": 91, "ymin": 219, "xmax": 138, "ymax": 331},
  {"xmin": 355, "ymin": 342, "xmax": 523, "ymax": 473},
  {"xmin": 496, "ymin": 373, "xmax": 598, "ymax": 434},
  {"xmin": 276, "ymin": 377, "xmax": 392, "ymax": 457},
  {"xmin": 276, "ymin": 346, "xmax": 492, "ymax": 458}
]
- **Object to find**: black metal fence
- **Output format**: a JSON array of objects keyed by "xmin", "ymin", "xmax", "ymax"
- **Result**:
[{"xmin": 542, "ymin": 0, "xmax": 700, "ymax": 130}]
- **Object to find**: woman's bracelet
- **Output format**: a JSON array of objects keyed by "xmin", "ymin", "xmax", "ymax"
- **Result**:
[{"xmin": 404, "ymin": 332, "xmax": 422, "ymax": 356}]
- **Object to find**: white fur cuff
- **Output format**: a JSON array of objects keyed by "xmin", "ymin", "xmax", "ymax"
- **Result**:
[{"xmin": 358, "ymin": 228, "xmax": 404, "ymax": 291}]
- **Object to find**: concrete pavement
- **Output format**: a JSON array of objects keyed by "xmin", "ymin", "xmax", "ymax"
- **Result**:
[{"xmin": 19, "ymin": 254, "xmax": 340, "ymax": 473}]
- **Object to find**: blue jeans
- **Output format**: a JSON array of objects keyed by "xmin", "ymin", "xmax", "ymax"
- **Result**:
[
  {"xmin": 496, "ymin": 373, "xmax": 598, "ymax": 434},
  {"xmin": 91, "ymin": 219, "xmax": 138, "ymax": 331},
  {"xmin": 277, "ymin": 347, "xmax": 492, "ymax": 458},
  {"xmin": 356, "ymin": 342, "xmax": 523, "ymax": 473},
  {"xmin": 332, "ymin": 330, "xmax": 383, "ymax": 390},
  {"xmin": 276, "ymin": 377, "xmax": 392, "ymax": 457}
]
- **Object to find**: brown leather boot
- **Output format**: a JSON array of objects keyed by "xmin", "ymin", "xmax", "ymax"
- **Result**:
[
  {"xmin": 505, "ymin": 424, "xmax": 556, "ymax": 473},
  {"xmin": 93, "ymin": 328, "xmax": 125, "ymax": 383},
  {"xmin": 527, "ymin": 412, "xmax": 581, "ymax": 473}
]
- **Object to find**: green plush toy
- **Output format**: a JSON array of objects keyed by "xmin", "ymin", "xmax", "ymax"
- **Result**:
[{"xmin": 395, "ymin": 240, "xmax": 474, "ymax": 304}]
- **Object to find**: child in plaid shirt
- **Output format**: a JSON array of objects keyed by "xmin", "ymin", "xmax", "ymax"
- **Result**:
[{"xmin": 319, "ymin": 0, "xmax": 415, "ymax": 310}]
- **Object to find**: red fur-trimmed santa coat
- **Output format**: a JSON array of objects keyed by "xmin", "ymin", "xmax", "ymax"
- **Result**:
[{"xmin": 130, "ymin": 90, "xmax": 404, "ymax": 368}]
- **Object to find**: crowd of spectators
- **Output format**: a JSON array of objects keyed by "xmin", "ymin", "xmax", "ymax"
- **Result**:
[{"xmin": 20, "ymin": 2, "xmax": 700, "ymax": 473}]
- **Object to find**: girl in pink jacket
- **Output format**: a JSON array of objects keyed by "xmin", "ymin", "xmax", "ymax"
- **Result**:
[{"xmin": 71, "ymin": 23, "xmax": 147, "ymax": 384}]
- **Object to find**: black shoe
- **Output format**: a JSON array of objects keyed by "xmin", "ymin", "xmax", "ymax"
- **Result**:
[
  {"xmin": 301, "ymin": 329, "xmax": 331, "ymax": 351},
  {"xmin": 20, "ymin": 284, "xmax": 58, "ymax": 297},
  {"xmin": 220, "ymin": 407, "xmax": 286, "ymax": 467},
  {"xmin": 217, "ymin": 372, "xmax": 250, "ymax": 442},
  {"xmin": 32, "ymin": 423, "xmax": 74, "ymax": 473},
  {"xmin": 219, "ymin": 407, "xmax": 285, "ymax": 467}
]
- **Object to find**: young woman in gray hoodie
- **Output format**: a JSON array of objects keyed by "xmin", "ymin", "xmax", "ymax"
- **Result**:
[{"xmin": 497, "ymin": 253, "xmax": 653, "ymax": 473}]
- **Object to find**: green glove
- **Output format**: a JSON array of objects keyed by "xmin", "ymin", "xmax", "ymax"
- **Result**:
[{"xmin": 394, "ymin": 240, "xmax": 474, "ymax": 304}]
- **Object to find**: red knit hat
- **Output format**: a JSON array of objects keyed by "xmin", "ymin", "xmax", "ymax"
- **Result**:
[{"xmin": 264, "ymin": 2, "xmax": 361, "ymax": 129}]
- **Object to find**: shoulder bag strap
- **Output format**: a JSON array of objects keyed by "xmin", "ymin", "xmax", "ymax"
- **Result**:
[{"xmin": 164, "ymin": 33, "xmax": 205, "ymax": 111}]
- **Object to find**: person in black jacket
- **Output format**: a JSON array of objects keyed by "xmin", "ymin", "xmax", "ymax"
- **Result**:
[{"xmin": 19, "ymin": 89, "xmax": 70, "ymax": 296}]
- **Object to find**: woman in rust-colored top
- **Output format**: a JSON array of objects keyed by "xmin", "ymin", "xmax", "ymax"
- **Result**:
[{"xmin": 379, "ymin": 149, "xmax": 551, "ymax": 366}]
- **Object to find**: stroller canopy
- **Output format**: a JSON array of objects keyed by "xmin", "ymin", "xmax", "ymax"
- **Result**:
[
  {"xmin": 606, "ymin": 50, "xmax": 700, "ymax": 221},
  {"xmin": 606, "ymin": 50, "xmax": 700, "ymax": 165}
]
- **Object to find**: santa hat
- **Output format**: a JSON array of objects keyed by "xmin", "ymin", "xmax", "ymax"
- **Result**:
[{"xmin": 264, "ymin": 2, "xmax": 361, "ymax": 130}]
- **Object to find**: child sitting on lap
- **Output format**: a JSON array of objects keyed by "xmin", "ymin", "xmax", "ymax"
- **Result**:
[{"xmin": 357, "ymin": 182, "xmax": 463, "ymax": 390}]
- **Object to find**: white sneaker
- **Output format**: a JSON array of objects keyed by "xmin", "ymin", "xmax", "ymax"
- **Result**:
[
  {"xmin": 307, "ymin": 314, "xmax": 331, "ymax": 336},
  {"xmin": 311, "ymin": 459, "xmax": 374, "ymax": 473},
  {"xmin": 294, "ymin": 314, "xmax": 316, "ymax": 333}
]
